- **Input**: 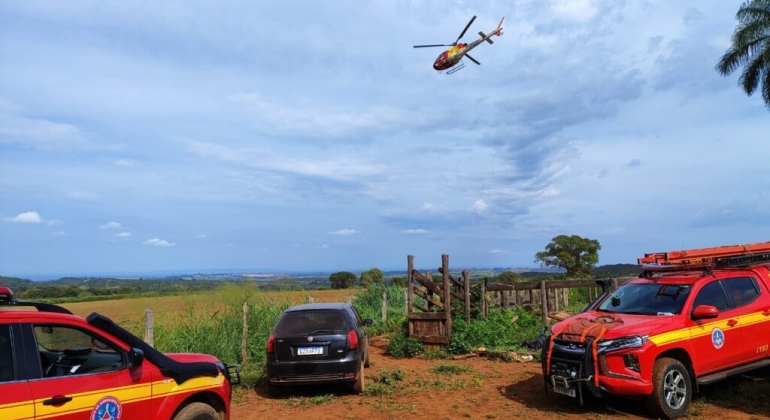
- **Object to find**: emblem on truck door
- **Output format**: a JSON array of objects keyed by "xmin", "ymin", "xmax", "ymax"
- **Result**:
[{"xmin": 712, "ymin": 328, "xmax": 725, "ymax": 350}]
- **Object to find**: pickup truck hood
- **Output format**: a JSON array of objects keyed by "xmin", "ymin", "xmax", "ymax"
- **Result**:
[{"xmin": 554, "ymin": 311, "xmax": 681, "ymax": 341}]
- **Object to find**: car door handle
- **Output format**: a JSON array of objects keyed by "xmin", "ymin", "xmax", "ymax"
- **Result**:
[
  {"xmin": 43, "ymin": 396, "xmax": 73, "ymax": 406},
  {"xmin": 727, "ymin": 319, "xmax": 738, "ymax": 327}
]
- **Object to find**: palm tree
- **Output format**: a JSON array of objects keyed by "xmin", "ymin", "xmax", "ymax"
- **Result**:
[{"xmin": 716, "ymin": 0, "xmax": 770, "ymax": 109}]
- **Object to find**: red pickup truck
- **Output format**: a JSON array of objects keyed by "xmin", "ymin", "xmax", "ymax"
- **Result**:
[
  {"xmin": 0, "ymin": 287, "xmax": 240, "ymax": 420},
  {"xmin": 542, "ymin": 242, "xmax": 770, "ymax": 419}
]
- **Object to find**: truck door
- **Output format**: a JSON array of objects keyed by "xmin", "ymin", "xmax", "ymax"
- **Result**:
[
  {"xmin": 24, "ymin": 323, "xmax": 153, "ymax": 420},
  {"xmin": 721, "ymin": 276, "xmax": 770, "ymax": 362},
  {"xmin": 688, "ymin": 280, "xmax": 744, "ymax": 374},
  {"xmin": 0, "ymin": 324, "xmax": 35, "ymax": 420}
]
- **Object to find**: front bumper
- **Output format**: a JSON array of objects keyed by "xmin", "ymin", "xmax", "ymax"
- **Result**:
[{"xmin": 542, "ymin": 337, "xmax": 652, "ymax": 400}]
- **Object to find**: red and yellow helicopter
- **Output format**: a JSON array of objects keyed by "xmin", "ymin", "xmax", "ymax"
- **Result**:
[{"xmin": 414, "ymin": 16, "xmax": 504, "ymax": 74}]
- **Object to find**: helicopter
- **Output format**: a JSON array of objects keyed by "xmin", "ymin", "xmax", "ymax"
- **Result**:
[{"xmin": 414, "ymin": 16, "xmax": 504, "ymax": 74}]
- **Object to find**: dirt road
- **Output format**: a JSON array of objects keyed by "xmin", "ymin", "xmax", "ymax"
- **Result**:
[{"xmin": 231, "ymin": 342, "xmax": 767, "ymax": 420}]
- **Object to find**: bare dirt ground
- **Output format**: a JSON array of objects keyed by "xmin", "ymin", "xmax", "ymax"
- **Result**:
[{"xmin": 231, "ymin": 341, "xmax": 769, "ymax": 420}]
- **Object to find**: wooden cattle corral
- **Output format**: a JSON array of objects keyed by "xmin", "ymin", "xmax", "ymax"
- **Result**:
[{"xmin": 406, "ymin": 254, "xmax": 638, "ymax": 345}]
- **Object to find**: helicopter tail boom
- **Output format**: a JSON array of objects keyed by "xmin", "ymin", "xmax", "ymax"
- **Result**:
[{"xmin": 479, "ymin": 17, "xmax": 505, "ymax": 44}]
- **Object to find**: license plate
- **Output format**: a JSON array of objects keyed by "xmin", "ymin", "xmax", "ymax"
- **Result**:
[
  {"xmin": 297, "ymin": 346, "xmax": 323, "ymax": 356},
  {"xmin": 553, "ymin": 384, "xmax": 576, "ymax": 397}
]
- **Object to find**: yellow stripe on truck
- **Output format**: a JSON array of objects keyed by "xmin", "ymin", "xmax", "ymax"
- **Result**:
[{"xmin": 0, "ymin": 400, "xmax": 35, "ymax": 420}]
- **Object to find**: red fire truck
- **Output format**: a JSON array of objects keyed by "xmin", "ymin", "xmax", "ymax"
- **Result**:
[
  {"xmin": 541, "ymin": 242, "xmax": 770, "ymax": 418},
  {"xmin": 0, "ymin": 287, "xmax": 239, "ymax": 420}
]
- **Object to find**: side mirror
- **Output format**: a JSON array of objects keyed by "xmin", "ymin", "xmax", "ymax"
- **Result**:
[
  {"xmin": 363, "ymin": 318, "xmax": 373, "ymax": 326},
  {"xmin": 692, "ymin": 305, "xmax": 719, "ymax": 320},
  {"xmin": 128, "ymin": 348, "xmax": 144, "ymax": 369}
]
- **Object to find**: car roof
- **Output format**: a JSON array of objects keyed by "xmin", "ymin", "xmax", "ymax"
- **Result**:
[{"xmin": 284, "ymin": 302, "xmax": 350, "ymax": 312}]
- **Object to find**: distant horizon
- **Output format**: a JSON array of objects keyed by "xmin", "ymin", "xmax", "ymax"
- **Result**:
[{"xmin": 5, "ymin": 264, "xmax": 569, "ymax": 282}]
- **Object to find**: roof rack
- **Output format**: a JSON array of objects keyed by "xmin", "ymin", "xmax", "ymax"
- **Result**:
[
  {"xmin": 0, "ymin": 286, "xmax": 73, "ymax": 314},
  {"xmin": 638, "ymin": 242, "xmax": 770, "ymax": 267}
]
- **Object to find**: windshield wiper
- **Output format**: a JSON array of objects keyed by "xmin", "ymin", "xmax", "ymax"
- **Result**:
[{"xmin": 308, "ymin": 329, "xmax": 342, "ymax": 335}]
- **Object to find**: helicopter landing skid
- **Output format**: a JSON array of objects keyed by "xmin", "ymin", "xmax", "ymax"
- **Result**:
[{"xmin": 445, "ymin": 61, "xmax": 466, "ymax": 74}]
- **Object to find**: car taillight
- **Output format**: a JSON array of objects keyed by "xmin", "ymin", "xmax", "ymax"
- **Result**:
[
  {"xmin": 266, "ymin": 334, "xmax": 275, "ymax": 353},
  {"xmin": 347, "ymin": 330, "xmax": 359, "ymax": 350}
]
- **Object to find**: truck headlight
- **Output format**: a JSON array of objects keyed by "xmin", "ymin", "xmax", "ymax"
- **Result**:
[{"xmin": 596, "ymin": 335, "xmax": 648, "ymax": 354}]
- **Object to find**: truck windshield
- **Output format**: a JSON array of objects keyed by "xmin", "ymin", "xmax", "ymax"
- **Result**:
[{"xmin": 597, "ymin": 283, "xmax": 691, "ymax": 315}]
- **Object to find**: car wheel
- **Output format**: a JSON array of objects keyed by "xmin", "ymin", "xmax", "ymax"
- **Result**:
[
  {"xmin": 645, "ymin": 357, "xmax": 692, "ymax": 419},
  {"xmin": 173, "ymin": 402, "xmax": 219, "ymax": 420},
  {"xmin": 351, "ymin": 362, "xmax": 365, "ymax": 394},
  {"xmin": 364, "ymin": 347, "xmax": 371, "ymax": 368}
]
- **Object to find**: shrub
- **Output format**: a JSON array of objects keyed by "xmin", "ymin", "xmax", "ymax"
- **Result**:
[{"xmin": 386, "ymin": 333, "xmax": 424, "ymax": 358}]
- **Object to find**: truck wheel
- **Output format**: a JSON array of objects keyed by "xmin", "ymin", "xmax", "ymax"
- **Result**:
[
  {"xmin": 351, "ymin": 363, "xmax": 365, "ymax": 394},
  {"xmin": 173, "ymin": 402, "xmax": 219, "ymax": 420},
  {"xmin": 645, "ymin": 357, "xmax": 692, "ymax": 419}
]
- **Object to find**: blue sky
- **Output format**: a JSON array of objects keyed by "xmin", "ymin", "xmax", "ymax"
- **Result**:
[{"xmin": 1, "ymin": 0, "xmax": 768, "ymax": 278}]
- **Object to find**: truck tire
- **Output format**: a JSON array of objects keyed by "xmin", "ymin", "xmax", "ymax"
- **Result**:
[
  {"xmin": 645, "ymin": 357, "xmax": 692, "ymax": 419},
  {"xmin": 350, "ymin": 363, "xmax": 365, "ymax": 394},
  {"xmin": 173, "ymin": 402, "xmax": 219, "ymax": 420},
  {"xmin": 266, "ymin": 380, "xmax": 284, "ymax": 397}
]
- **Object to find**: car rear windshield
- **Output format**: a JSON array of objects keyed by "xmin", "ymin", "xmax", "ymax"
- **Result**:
[
  {"xmin": 597, "ymin": 283, "xmax": 691, "ymax": 315},
  {"xmin": 274, "ymin": 310, "xmax": 351, "ymax": 336}
]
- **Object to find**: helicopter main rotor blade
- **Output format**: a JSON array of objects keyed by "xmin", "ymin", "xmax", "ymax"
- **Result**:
[
  {"xmin": 466, "ymin": 53, "xmax": 481, "ymax": 65},
  {"xmin": 413, "ymin": 44, "xmax": 451, "ymax": 48},
  {"xmin": 455, "ymin": 15, "xmax": 477, "ymax": 44}
]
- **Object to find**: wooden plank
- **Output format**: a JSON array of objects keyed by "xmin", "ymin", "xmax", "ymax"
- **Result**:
[
  {"xmin": 442, "ymin": 254, "xmax": 452, "ymax": 343},
  {"xmin": 412, "ymin": 286, "xmax": 444, "ymax": 308},
  {"xmin": 408, "ymin": 311, "xmax": 449, "ymax": 320},
  {"xmin": 412, "ymin": 303, "xmax": 428, "ymax": 313},
  {"xmin": 412, "ymin": 335, "xmax": 450, "ymax": 345},
  {"xmin": 463, "ymin": 269, "xmax": 471, "ymax": 323},
  {"xmin": 412, "ymin": 270, "xmax": 444, "ymax": 296},
  {"xmin": 540, "ymin": 281, "xmax": 548, "ymax": 325}
]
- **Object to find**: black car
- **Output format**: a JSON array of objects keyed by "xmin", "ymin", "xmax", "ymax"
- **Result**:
[{"xmin": 265, "ymin": 302, "xmax": 372, "ymax": 395}]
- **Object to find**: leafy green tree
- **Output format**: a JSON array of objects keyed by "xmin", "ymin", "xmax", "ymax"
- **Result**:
[
  {"xmin": 716, "ymin": 0, "xmax": 770, "ymax": 109},
  {"xmin": 496, "ymin": 270, "xmax": 524, "ymax": 283},
  {"xmin": 360, "ymin": 268, "xmax": 384, "ymax": 288},
  {"xmin": 329, "ymin": 271, "xmax": 356, "ymax": 289},
  {"xmin": 534, "ymin": 235, "xmax": 601, "ymax": 278},
  {"xmin": 389, "ymin": 276, "xmax": 408, "ymax": 287}
]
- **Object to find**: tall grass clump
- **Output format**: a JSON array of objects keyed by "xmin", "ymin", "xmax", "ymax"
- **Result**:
[
  {"xmin": 352, "ymin": 283, "xmax": 406, "ymax": 337},
  {"xmin": 154, "ymin": 284, "xmax": 290, "ymax": 387},
  {"xmin": 448, "ymin": 307, "xmax": 543, "ymax": 355}
]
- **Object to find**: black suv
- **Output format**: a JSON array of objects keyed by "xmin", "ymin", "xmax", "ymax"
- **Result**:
[{"xmin": 265, "ymin": 302, "xmax": 372, "ymax": 395}]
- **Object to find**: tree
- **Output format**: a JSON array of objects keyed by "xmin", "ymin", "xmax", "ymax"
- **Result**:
[
  {"xmin": 389, "ymin": 276, "xmax": 408, "ymax": 287},
  {"xmin": 534, "ymin": 235, "xmax": 601, "ymax": 278},
  {"xmin": 716, "ymin": 0, "xmax": 770, "ymax": 109},
  {"xmin": 329, "ymin": 271, "xmax": 356, "ymax": 289},
  {"xmin": 360, "ymin": 268, "xmax": 384, "ymax": 288},
  {"xmin": 496, "ymin": 270, "xmax": 524, "ymax": 283}
]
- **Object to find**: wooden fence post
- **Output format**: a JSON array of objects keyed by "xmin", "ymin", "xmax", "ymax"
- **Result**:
[
  {"xmin": 407, "ymin": 255, "xmax": 414, "ymax": 315},
  {"xmin": 442, "ymin": 254, "xmax": 452, "ymax": 342},
  {"xmin": 306, "ymin": 296, "xmax": 314, "ymax": 304},
  {"xmin": 540, "ymin": 281, "xmax": 549, "ymax": 325},
  {"xmin": 463, "ymin": 270, "xmax": 470, "ymax": 323},
  {"xmin": 381, "ymin": 291, "xmax": 387, "ymax": 322},
  {"xmin": 144, "ymin": 309, "xmax": 154, "ymax": 347},
  {"xmin": 481, "ymin": 279, "xmax": 488, "ymax": 319},
  {"xmin": 242, "ymin": 302, "xmax": 248, "ymax": 367}
]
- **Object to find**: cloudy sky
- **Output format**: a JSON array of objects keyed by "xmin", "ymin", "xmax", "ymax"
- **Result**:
[{"xmin": 1, "ymin": 0, "xmax": 768, "ymax": 279}]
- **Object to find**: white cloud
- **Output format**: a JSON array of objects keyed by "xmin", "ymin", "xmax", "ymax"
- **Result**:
[
  {"xmin": 113, "ymin": 232, "xmax": 132, "ymax": 238},
  {"xmin": 52, "ymin": 231, "xmax": 66, "ymax": 236},
  {"xmin": 195, "ymin": 234, "xmax": 207, "ymax": 238},
  {"xmin": 143, "ymin": 238, "xmax": 175, "ymax": 247},
  {"xmin": 401, "ymin": 229, "xmax": 428, "ymax": 235},
  {"xmin": 99, "ymin": 221, "xmax": 122, "ymax": 230},
  {"xmin": 472, "ymin": 200, "xmax": 489, "ymax": 214},
  {"xmin": 327, "ymin": 229, "xmax": 359, "ymax": 236},
  {"xmin": 489, "ymin": 249, "xmax": 508, "ymax": 254},
  {"xmin": 550, "ymin": 0, "xmax": 598, "ymax": 22},
  {"xmin": 316, "ymin": 243, "xmax": 330, "ymax": 249},
  {"xmin": 114, "ymin": 159, "xmax": 135, "ymax": 168},
  {"xmin": 5, "ymin": 211, "xmax": 42, "ymax": 224}
]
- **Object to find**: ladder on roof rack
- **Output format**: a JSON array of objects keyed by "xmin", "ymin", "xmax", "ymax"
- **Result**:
[{"xmin": 638, "ymin": 241, "xmax": 770, "ymax": 266}]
